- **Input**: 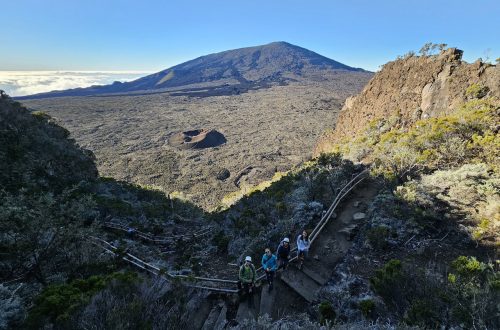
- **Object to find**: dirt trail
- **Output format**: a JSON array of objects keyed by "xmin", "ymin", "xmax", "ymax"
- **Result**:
[{"xmin": 308, "ymin": 181, "xmax": 379, "ymax": 279}]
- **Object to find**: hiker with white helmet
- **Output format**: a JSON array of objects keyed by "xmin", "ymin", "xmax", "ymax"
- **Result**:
[
  {"xmin": 276, "ymin": 237, "xmax": 291, "ymax": 270},
  {"xmin": 239, "ymin": 256, "xmax": 256, "ymax": 296}
]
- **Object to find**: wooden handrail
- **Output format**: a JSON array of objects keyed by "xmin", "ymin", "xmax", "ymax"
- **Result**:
[{"xmin": 91, "ymin": 168, "xmax": 370, "ymax": 293}]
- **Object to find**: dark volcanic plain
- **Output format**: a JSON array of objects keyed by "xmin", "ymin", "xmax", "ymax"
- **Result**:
[{"xmin": 22, "ymin": 43, "xmax": 372, "ymax": 209}]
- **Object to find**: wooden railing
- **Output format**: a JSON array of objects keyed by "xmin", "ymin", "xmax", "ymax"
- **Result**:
[{"xmin": 91, "ymin": 169, "xmax": 369, "ymax": 293}]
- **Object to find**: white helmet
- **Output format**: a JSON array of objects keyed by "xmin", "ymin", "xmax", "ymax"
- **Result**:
[
  {"xmin": 245, "ymin": 256, "xmax": 252, "ymax": 262},
  {"xmin": 283, "ymin": 237, "xmax": 290, "ymax": 243}
]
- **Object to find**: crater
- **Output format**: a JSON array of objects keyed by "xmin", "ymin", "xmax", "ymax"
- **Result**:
[{"xmin": 168, "ymin": 129, "xmax": 226, "ymax": 150}]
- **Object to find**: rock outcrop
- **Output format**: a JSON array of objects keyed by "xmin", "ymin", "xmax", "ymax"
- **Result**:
[
  {"xmin": 314, "ymin": 48, "xmax": 500, "ymax": 156},
  {"xmin": 168, "ymin": 129, "xmax": 226, "ymax": 150}
]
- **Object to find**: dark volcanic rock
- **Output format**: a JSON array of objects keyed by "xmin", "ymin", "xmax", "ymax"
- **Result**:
[{"xmin": 216, "ymin": 168, "xmax": 230, "ymax": 181}]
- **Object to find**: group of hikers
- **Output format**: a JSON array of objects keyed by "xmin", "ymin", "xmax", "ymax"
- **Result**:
[{"xmin": 238, "ymin": 230, "xmax": 311, "ymax": 296}]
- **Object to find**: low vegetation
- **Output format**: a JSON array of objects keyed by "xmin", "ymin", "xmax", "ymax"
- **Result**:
[
  {"xmin": 314, "ymin": 90, "xmax": 498, "ymax": 328},
  {"xmin": 0, "ymin": 92, "xmax": 192, "ymax": 329},
  {"xmin": 1, "ymin": 62, "xmax": 498, "ymax": 328}
]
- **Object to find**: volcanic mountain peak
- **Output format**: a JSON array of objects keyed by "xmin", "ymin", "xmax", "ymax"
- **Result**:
[{"xmin": 18, "ymin": 42, "xmax": 368, "ymax": 99}]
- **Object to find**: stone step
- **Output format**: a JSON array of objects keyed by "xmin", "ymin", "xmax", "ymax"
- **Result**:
[
  {"xmin": 188, "ymin": 299, "xmax": 212, "ymax": 330},
  {"xmin": 301, "ymin": 265, "xmax": 329, "ymax": 286},
  {"xmin": 202, "ymin": 304, "xmax": 222, "ymax": 330},
  {"xmin": 338, "ymin": 224, "xmax": 359, "ymax": 240},
  {"xmin": 280, "ymin": 267, "xmax": 320, "ymax": 303},
  {"xmin": 259, "ymin": 282, "xmax": 277, "ymax": 317},
  {"xmin": 236, "ymin": 290, "xmax": 260, "ymax": 323},
  {"xmin": 213, "ymin": 304, "xmax": 227, "ymax": 330}
]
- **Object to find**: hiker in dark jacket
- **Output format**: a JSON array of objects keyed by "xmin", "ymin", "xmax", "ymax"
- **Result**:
[
  {"xmin": 261, "ymin": 248, "xmax": 277, "ymax": 292},
  {"xmin": 276, "ymin": 237, "xmax": 291, "ymax": 270},
  {"xmin": 239, "ymin": 256, "xmax": 256, "ymax": 296}
]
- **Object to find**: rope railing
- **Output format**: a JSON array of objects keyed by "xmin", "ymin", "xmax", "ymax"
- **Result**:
[{"xmin": 91, "ymin": 168, "xmax": 369, "ymax": 293}]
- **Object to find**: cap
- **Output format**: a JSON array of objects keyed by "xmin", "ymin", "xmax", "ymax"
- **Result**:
[
  {"xmin": 283, "ymin": 237, "xmax": 290, "ymax": 243},
  {"xmin": 245, "ymin": 256, "xmax": 252, "ymax": 262}
]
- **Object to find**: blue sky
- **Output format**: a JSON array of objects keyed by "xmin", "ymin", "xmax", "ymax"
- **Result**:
[{"xmin": 1, "ymin": 0, "xmax": 499, "ymax": 72}]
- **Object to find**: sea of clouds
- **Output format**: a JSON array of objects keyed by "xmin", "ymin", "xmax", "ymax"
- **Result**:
[{"xmin": 0, "ymin": 71, "xmax": 152, "ymax": 97}]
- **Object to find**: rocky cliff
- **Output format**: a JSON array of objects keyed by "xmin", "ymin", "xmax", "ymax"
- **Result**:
[{"xmin": 314, "ymin": 48, "xmax": 500, "ymax": 155}]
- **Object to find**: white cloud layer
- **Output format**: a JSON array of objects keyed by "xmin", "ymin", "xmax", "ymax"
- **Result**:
[{"xmin": 0, "ymin": 71, "xmax": 152, "ymax": 97}]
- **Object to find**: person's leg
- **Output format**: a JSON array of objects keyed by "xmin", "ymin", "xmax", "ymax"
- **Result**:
[
  {"xmin": 247, "ymin": 283, "xmax": 254, "ymax": 307},
  {"xmin": 298, "ymin": 250, "xmax": 304, "ymax": 269},
  {"xmin": 244, "ymin": 283, "xmax": 251, "ymax": 295}
]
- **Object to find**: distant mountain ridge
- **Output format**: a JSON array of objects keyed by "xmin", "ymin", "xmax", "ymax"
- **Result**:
[{"xmin": 18, "ymin": 42, "xmax": 368, "ymax": 99}]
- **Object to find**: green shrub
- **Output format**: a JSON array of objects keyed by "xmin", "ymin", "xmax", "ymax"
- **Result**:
[
  {"xmin": 447, "ymin": 256, "xmax": 499, "ymax": 329},
  {"xmin": 366, "ymin": 226, "xmax": 391, "ymax": 250},
  {"xmin": 95, "ymin": 195, "xmax": 135, "ymax": 216},
  {"xmin": 370, "ymin": 259, "xmax": 402, "ymax": 294},
  {"xmin": 358, "ymin": 299, "xmax": 375, "ymax": 317},
  {"xmin": 405, "ymin": 299, "xmax": 440, "ymax": 327},
  {"xmin": 26, "ymin": 272, "xmax": 138, "ymax": 328},
  {"xmin": 275, "ymin": 201, "xmax": 287, "ymax": 214},
  {"xmin": 465, "ymin": 83, "xmax": 488, "ymax": 99},
  {"xmin": 318, "ymin": 301, "xmax": 336, "ymax": 325},
  {"xmin": 212, "ymin": 231, "xmax": 230, "ymax": 253},
  {"xmin": 340, "ymin": 98, "xmax": 499, "ymax": 181},
  {"xmin": 316, "ymin": 152, "xmax": 342, "ymax": 168}
]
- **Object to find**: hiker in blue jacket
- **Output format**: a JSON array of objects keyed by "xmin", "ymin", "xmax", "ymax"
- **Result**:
[{"xmin": 261, "ymin": 248, "xmax": 277, "ymax": 292}]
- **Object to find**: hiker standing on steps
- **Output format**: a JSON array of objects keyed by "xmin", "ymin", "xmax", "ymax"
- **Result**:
[
  {"xmin": 296, "ymin": 230, "xmax": 310, "ymax": 270},
  {"xmin": 276, "ymin": 237, "xmax": 291, "ymax": 270},
  {"xmin": 261, "ymin": 248, "xmax": 277, "ymax": 292},
  {"xmin": 239, "ymin": 256, "xmax": 256, "ymax": 298}
]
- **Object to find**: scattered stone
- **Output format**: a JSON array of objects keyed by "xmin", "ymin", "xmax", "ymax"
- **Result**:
[
  {"xmin": 313, "ymin": 255, "xmax": 320, "ymax": 261},
  {"xmin": 171, "ymin": 268, "xmax": 192, "ymax": 276},
  {"xmin": 338, "ymin": 224, "xmax": 359, "ymax": 240},
  {"xmin": 352, "ymin": 212, "xmax": 366, "ymax": 221},
  {"xmin": 216, "ymin": 168, "xmax": 230, "ymax": 181},
  {"xmin": 353, "ymin": 201, "xmax": 361, "ymax": 207}
]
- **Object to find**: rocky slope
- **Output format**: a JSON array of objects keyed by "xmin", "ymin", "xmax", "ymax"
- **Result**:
[
  {"xmin": 2, "ymin": 40, "xmax": 499, "ymax": 328},
  {"xmin": 314, "ymin": 48, "xmax": 500, "ymax": 155},
  {"xmin": 23, "ymin": 83, "xmax": 372, "ymax": 211},
  {"xmin": 18, "ymin": 42, "xmax": 370, "ymax": 99}
]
